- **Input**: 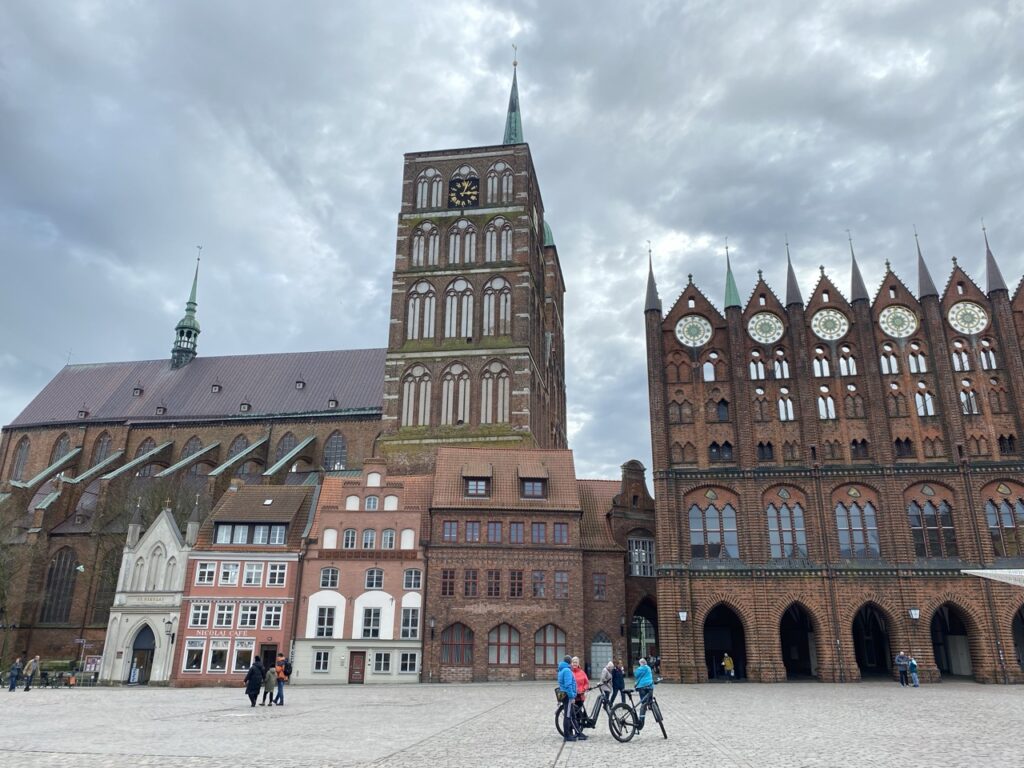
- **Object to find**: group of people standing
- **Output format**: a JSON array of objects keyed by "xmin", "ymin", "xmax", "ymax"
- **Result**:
[
  {"xmin": 244, "ymin": 653, "xmax": 290, "ymax": 708},
  {"xmin": 556, "ymin": 655, "xmax": 654, "ymax": 742},
  {"xmin": 893, "ymin": 651, "xmax": 920, "ymax": 687},
  {"xmin": 7, "ymin": 655, "xmax": 40, "ymax": 692}
]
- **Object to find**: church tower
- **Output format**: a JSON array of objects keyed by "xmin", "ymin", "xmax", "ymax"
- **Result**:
[
  {"xmin": 170, "ymin": 255, "xmax": 201, "ymax": 369},
  {"xmin": 379, "ymin": 64, "xmax": 567, "ymax": 472}
]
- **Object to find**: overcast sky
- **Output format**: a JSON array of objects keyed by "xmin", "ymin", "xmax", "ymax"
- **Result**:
[{"xmin": 1, "ymin": 1, "xmax": 1022, "ymax": 479}]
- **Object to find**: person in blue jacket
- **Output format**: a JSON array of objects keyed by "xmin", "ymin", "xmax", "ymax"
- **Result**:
[
  {"xmin": 633, "ymin": 658, "xmax": 654, "ymax": 725},
  {"xmin": 557, "ymin": 655, "xmax": 585, "ymax": 741}
]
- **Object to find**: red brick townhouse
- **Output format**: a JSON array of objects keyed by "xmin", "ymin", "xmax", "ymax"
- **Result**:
[{"xmin": 171, "ymin": 484, "xmax": 318, "ymax": 685}]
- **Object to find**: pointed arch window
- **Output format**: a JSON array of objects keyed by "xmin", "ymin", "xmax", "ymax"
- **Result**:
[
  {"xmin": 951, "ymin": 340, "xmax": 971, "ymax": 372},
  {"xmin": 908, "ymin": 499, "xmax": 958, "ymax": 558},
  {"xmin": 835, "ymin": 501, "xmax": 880, "ymax": 558},
  {"xmin": 778, "ymin": 389, "xmax": 795, "ymax": 421},
  {"xmin": 773, "ymin": 349, "xmax": 790, "ymax": 379},
  {"xmin": 844, "ymin": 392, "xmax": 865, "ymax": 418},
  {"xmin": 50, "ymin": 433, "xmax": 71, "ymax": 465},
  {"xmin": 708, "ymin": 441, "xmax": 733, "ymax": 462},
  {"xmin": 880, "ymin": 343, "xmax": 899, "ymax": 375},
  {"xmin": 228, "ymin": 435, "xmax": 249, "ymax": 458},
  {"xmin": 323, "ymin": 432, "xmax": 347, "ymax": 471},
  {"xmin": 40, "ymin": 547, "xmax": 77, "ymax": 624},
  {"xmin": 813, "ymin": 349, "xmax": 831, "ymax": 378},
  {"xmin": 534, "ymin": 624, "xmax": 566, "ymax": 666},
  {"xmin": 92, "ymin": 432, "xmax": 112, "ymax": 466},
  {"xmin": 480, "ymin": 361, "xmax": 510, "ymax": 424},
  {"xmin": 989, "ymin": 386, "xmax": 1008, "ymax": 414},
  {"xmin": 440, "ymin": 363, "xmax": 472, "ymax": 426},
  {"xmin": 482, "ymin": 277, "xmax": 512, "ymax": 336},
  {"xmin": 817, "ymin": 392, "xmax": 836, "ymax": 420},
  {"xmin": 756, "ymin": 441, "xmax": 774, "ymax": 461},
  {"xmin": 959, "ymin": 383, "xmax": 980, "ymax": 415},
  {"xmin": 985, "ymin": 496, "xmax": 1024, "ymax": 557},
  {"xmin": 444, "ymin": 278, "xmax": 474, "ymax": 338},
  {"xmin": 850, "ymin": 439, "xmax": 869, "ymax": 460},
  {"xmin": 415, "ymin": 168, "xmax": 442, "ymax": 209},
  {"xmin": 134, "ymin": 437, "xmax": 157, "ymax": 477},
  {"xmin": 441, "ymin": 623, "xmax": 474, "ymax": 665},
  {"xmin": 689, "ymin": 502, "xmax": 739, "ymax": 558},
  {"xmin": 767, "ymin": 501, "xmax": 807, "ymax": 558},
  {"xmin": 979, "ymin": 339, "xmax": 997, "ymax": 370},
  {"xmin": 838, "ymin": 345, "xmax": 857, "ymax": 376},
  {"xmin": 915, "ymin": 386, "xmax": 936, "ymax": 416},
  {"xmin": 486, "ymin": 161, "xmax": 514, "ymax": 203},
  {"xmin": 998, "ymin": 434, "xmax": 1018, "ymax": 454},
  {"xmin": 923, "ymin": 436, "xmax": 945, "ymax": 457},
  {"xmin": 411, "ymin": 222, "xmax": 439, "ymax": 267},
  {"xmin": 275, "ymin": 432, "xmax": 297, "ymax": 462},
  {"xmin": 749, "ymin": 351, "xmax": 766, "ymax": 380},
  {"xmin": 11, "ymin": 436, "xmax": 30, "ymax": 481},
  {"xmin": 487, "ymin": 623, "xmax": 521, "ymax": 665},
  {"xmin": 894, "ymin": 437, "xmax": 915, "ymax": 457},
  {"xmin": 715, "ymin": 399, "xmax": 730, "ymax": 421},
  {"xmin": 484, "ymin": 217, "xmax": 512, "ymax": 262},
  {"xmin": 181, "ymin": 436, "xmax": 202, "ymax": 460},
  {"xmin": 447, "ymin": 219, "xmax": 477, "ymax": 265},
  {"xmin": 907, "ymin": 343, "xmax": 927, "ymax": 373},
  {"xmin": 401, "ymin": 365, "xmax": 432, "ymax": 426}
]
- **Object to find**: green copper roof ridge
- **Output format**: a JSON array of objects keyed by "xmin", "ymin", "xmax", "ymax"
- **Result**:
[
  {"xmin": 724, "ymin": 251, "xmax": 741, "ymax": 309},
  {"xmin": 502, "ymin": 66, "xmax": 523, "ymax": 145}
]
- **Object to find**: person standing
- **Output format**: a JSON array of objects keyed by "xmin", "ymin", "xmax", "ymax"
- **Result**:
[
  {"xmin": 612, "ymin": 660, "xmax": 626, "ymax": 704},
  {"xmin": 909, "ymin": 656, "xmax": 920, "ymax": 688},
  {"xmin": 633, "ymin": 658, "xmax": 654, "ymax": 726},
  {"xmin": 23, "ymin": 655, "xmax": 40, "ymax": 691},
  {"xmin": 244, "ymin": 657, "xmax": 264, "ymax": 707},
  {"xmin": 8, "ymin": 657, "xmax": 22, "ymax": 692},
  {"xmin": 260, "ymin": 662, "xmax": 277, "ymax": 706},
  {"xmin": 598, "ymin": 660, "xmax": 615, "ymax": 706},
  {"xmin": 721, "ymin": 653, "xmax": 735, "ymax": 680},
  {"xmin": 894, "ymin": 651, "xmax": 910, "ymax": 687},
  {"xmin": 570, "ymin": 656, "xmax": 589, "ymax": 740},
  {"xmin": 273, "ymin": 653, "xmax": 289, "ymax": 706},
  {"xmin": 557, "ymin": 655, "xmax": 579, "ymax": 742}
]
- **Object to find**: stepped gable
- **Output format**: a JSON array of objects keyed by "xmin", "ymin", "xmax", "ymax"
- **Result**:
[
  {"xmin": 431, "ymin": 446, "xmax": 580, "ymax": 510},
  {"xmin": 577, "ymin": 479, "xmax": 621, "ymax": 550},
  {"xmin": 8, "ymin": 348, "xmax": 386, "ymax": 428},
  {"xmin": 742, "ymin": 272, "xmax": 786, "ymax": 322}
]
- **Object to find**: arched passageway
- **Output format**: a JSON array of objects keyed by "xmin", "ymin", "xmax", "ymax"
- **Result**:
[
  {"xmin": 1013, "ymin": 608, "xmax": 1024, "ymax": 669},
  {"xmin": 779, "ymin": 603, "xmax": 817, "ymax": 679},
  {"xmin": 130, "ymin": 625, "xmax": 156, "ymax": 684},
  {"xmin": 628, "ymin": 597, "xmax": 658, "ymax": 669},
  {"xmin": 930, "ymin": 603, "xmax": 973, "ymax": 677},
  {"xmin": 704, "ymin": 604, "xmax": 746, "ymax": 680},
  {"xmin": 852, "ymin": 604, "xmax": 891, "ymax": 676}
]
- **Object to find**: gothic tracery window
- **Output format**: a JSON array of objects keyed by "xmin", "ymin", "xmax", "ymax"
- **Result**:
[
  {"xmin": 440, "ymin": 363, "xmax": 472, "ymax": 426},
  {"xmin": 50, "ymin": 433, "xmax": 71, "ymax": 465},
  {"xmin": 907, "ymin": 496, "xmax": 958, "ymax": 559},
  {"xmin": 689, "ymin": 502, "xmax": 739, "ymax": 559},
  {"xmin": 11, "ymin": 436, "xmax": 30, "ymax": 481},
  {"xmin": 323, "ymin": 431, "xmax": 347, "ymax": 471},
  {"xmin": 767, "ymin": 498, "xmax": 807, "ymax": 558},
  {"xmin": 92, "ymin": 432, "xmax": 112, "ymax": 466},
  {"xmin": 40, "ymin": 547, "xmax": 77, "ymax": 624},
  {"xmin": 444, "ymin": 278, "xmax": 474, "ymax": 338},
  {"xmin": 415, "ymin": 168, "xmax": 443, "ymax": 209},
  {"xmin": 480, "ymin": 361, "xmax": 510, "ymax": 424},
  {"xmin": 835, "ymin": 500, "xmax": 880, "ymax": 558},
  {"xmin": 484, "ymin": 217, "xmax": 512, "ymax": 262},
  {"xmin": 984, "ymin": 493, "xmax": 1024, "ymax": 557},
  {"xmin": 406, "ymin": 281, "xmax": 436, "ymax": 340},
  {"xmin": 447, "ymin": 219, "xmax": 477, "ymax": 265},
  {"xmin": 401, "ymin": 365, "xmax": 432, "ymax": 426},
  {"xmin": 482, "ymin": 277, "xmax": 511, "ymax": 336},
  {"xmin": 880, "ymin": 343, "xmax": 899, "ymax": 375},
  {"xmin": 411, "ymin": 222, "xmax": 440, "ymax": 267},
  {"xmin": 486, "ymin": 161, "xmax": 514, "ymax": 203}
]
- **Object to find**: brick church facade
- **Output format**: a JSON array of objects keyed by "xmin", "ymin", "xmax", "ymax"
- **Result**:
[{"xmin": 645, "ymin": 241, "xmax": 1024, "ymax": 683}]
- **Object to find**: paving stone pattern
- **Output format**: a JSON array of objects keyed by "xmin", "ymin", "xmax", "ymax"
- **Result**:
[{"xmin": 1, "ymin": 680, "xmax": 1020, "ymax": 767}]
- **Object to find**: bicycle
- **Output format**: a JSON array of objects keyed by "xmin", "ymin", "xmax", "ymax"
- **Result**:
[
  {"xmin": 554, "ymin": 687, "xmax": 639, "ymax": 742},
  {"xmin": 611, "ymin": 677, "xmax": 667, "ymax": 739}
]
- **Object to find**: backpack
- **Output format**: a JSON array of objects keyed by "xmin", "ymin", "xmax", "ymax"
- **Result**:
[{"xmin": 284, "ymin": 660, "xmax": 292, "ymax": 677}]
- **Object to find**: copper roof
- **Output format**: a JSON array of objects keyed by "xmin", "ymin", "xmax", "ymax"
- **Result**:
[
  {"xmin": 196, "ymin": 485, "xmax": 316, "ymax": 549},
  {"xmin": 577, "ymin": 479, "xmax": 621, "ymax": 550},
  {"xmin": 8, "ymin": 348, "xmax": 386, "ymax": 428},
  {"xmin": 433, "ymin": 447, "xmax": 581, "ymax": 510}
]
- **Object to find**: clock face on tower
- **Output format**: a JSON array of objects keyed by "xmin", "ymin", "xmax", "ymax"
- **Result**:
[
  {"xmin": 811, "ymin": 308, "xmax": 850, "ymax": 341},
  {"xmin": 747, "ymin": 312, "xmax": 785, "ymax": 344},
  {"xmin": 947, "ymin": 301, "xmax": 989, "ymax": 335},
  {"xmin": 448, "ymin": 177, "xmax": 480, "ymax": 209},
  {"xmin": 674, "ymin": 315, "xmax": 713, "ymax": 347}
]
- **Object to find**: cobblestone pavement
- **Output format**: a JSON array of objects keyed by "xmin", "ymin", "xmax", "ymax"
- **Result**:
[{"xmin": 1, "ymin": 680, "xmax": 1020, "ymax": 767}]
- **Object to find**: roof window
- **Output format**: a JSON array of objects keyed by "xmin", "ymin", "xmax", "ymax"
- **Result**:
[
  {"xmin": 132, "ymin": 386, "xmax": 144, "ymax": 397},
  {"xmin": 295, "ymin": 380, "xmax": 305, "ymax": 390},
  {"xmin": 155, "ymin": 406, "xmax": 166, "ymax": 416},
  {"xmin": 240, "ymin": 402, "xmax": 251, "ymax": 412},
  {"xmin": 211, "ymin": 383, "xmax": 222, "ymax": 393}
]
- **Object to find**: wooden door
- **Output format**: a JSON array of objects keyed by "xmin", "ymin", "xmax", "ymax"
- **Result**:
[{"xmin": 349, "ymin": 651, "xmax": 365, "ymax": 684}]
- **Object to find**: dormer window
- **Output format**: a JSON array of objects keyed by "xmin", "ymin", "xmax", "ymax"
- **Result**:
[
  {"xmin": 465, "ymin": 478, "xmax": 490, "ymax": 497},
  {"xmin": 155, "ymin": 406, "xmax": 166, "ymax": 416},
  {"xmin": 132, "ymin": 386, "xmax": 144, "ymax": 397},
  {"xmin": 328, "ymin": 398, "xmax": 338, "ymax": 409},
  {"xmin": 295, "ymin": 380, "xmax": 305, "ymax": 390},
  {"xmin": 521, "ymin": 479, "xmax": 547, "ymax": 499},
  {"xmin": 240, "ymin": 402, "xmax": 251, "ymax": 413},
  {"xmin": 211, "ymin": 383, "xmax": 222, "ymax": 393},
  {"xmin": 77, "ymin": 409, "xmax": 89, "ymax": 419}
]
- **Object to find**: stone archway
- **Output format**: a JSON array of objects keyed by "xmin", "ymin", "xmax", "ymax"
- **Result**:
[
  {"xmin": 628, "ymin": 597, "xmax": 658, "ymax": 669},
  {"xmin": 129, "ymin": 625, "xmax": 156, "ymax": 685},
  {"xmin": 1013, "ymin": 607, "xmax": 1024, "ymax": 670},
  {"xmin": 779, "ymin": 603, "xmax": 817, "ymax": 679},
  {"xmin": 704, "ymin": 604, "xmax": 746, "ymax": 680},
  {"xmin": 852, "ymin": 603, "xmax": 891, "ymax": 676},
  {"xmin": 930, "ymin": 603, "xmax": 973, "ymax": 677}
]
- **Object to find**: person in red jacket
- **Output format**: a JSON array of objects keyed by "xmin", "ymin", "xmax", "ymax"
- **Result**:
[{"xmin": 570, "ymin": 655, "xmax": 589, "ymax": 733}]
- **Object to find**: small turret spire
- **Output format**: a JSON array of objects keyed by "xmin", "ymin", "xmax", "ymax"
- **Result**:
[
  {"xmin": 644, "ymin": 241, "xmax": 662, "ymax": 313},
  {"xmin": 185, "ymin": 494, "xmax": 202, "ymax": 547},
  {"xmin": 724, "ymin": 239, "xmax": 741, "ymax": 309},
  {"xmin": 982, "ymin": 221, "xmax": 1008, "ymax": 293},
  {"xmin": 848, "ymin": 230, "xmax": 869, "ymax": 302},
  {"xmin": 127, "ymin": 497, "xmax": 144, "ymax": 548},
  {"xmin": 171, "ymin": 248, "xmax": 202, "ymax": 369},
  {"xmin": 784, "ymin": 238, "xmax": 803, "ymax": 307},
  {"xmin": 915, "ymin": 228, "xmax": 938, "ymax": 298},
  {"xmin": 502, "ymin": 48, "xmax": 523, "ymax": 145}
]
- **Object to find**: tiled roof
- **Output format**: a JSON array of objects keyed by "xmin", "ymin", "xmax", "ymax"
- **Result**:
[
  {"xmin": 313, "ymin": 473, "xmax": 434, "ymax": 544},
  {"xmin": 432, "ymin": 447, "xmax": 581, "ymax": 510},
  {"xmin": 196, "ymin": 485, "xmax": 315, "ymax": 549},
  {"xmin": 577, "ymin": 479, "xmax": 621, "ymax": 550},
  {"xmin": 8, "ymin": 348, "xmax": 386, "ymax": 428}
]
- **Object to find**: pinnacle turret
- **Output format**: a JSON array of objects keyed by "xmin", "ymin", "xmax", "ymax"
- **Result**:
[
  {"xmin": 984, "ymin": 226, "xmax": 1008, "ymax": 293},
  {"xmin": 171, "ymin": 251, "xmax": 201, "ymax": 369},
  {"xmin": 724, "ymin": 247, "xmax": 741, "ymax": 309},
  {"xmin": 785, "ymin": 242, "xmax": 803, "ymax": 307},
  {"xmin": 916, "ymin": 233, "xmax": 938, "ymax": 298},
  {"xmin": 644, "ymin": 248, "xmax": 662, "ymax": 313},
  {"xmin": 849, "ymin": 235, "xmax": 869, "ymax": 302}
]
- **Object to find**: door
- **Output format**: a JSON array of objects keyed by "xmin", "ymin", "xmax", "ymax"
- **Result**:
[
  {"xmin": 130, "ymin": 625, "xmax": 156, "ymax": 684},
  {"xmin": 260, "ymin": 644, "xmax": 278, "ymax": 670},
  {"xmin": 349, "ymin": 651, "xmax": 365, "ymax": 684}
]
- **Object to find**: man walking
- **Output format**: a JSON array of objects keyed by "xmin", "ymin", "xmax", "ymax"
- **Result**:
[
  {"xmin": 23, "ymin": 655, "xmax": 40, "ymax": 691},
  {"xmin": 273, "ymin": 653, "xmax": 289, "ymax": 706},
  {"xmin": 8, "ymin": 657, "xmax": 22, "ymax": 692},
  {"xmin": 894, "ymin": 651, "xmax": 910, "ymax": 687},
  {"xmin": 557, "ymin": 655, "xmax": 581, "ymax": 742}
]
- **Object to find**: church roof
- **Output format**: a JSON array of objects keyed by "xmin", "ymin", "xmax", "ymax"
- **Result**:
[{"xmin": 8, "ymin": 348, "xmax": 386, "ymax": 429}]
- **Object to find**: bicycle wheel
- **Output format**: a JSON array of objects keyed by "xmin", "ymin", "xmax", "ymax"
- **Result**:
[
  {"xmin": 555, "ymin": 705, "xmax": 565, "ymax": 737},
  {"xmin": 608, "ymin": 703, "xmax": 638, "ymax": 743},
  {"xmin": 650, "ymin": 699, "xmax": 667, "ymax": 739}
]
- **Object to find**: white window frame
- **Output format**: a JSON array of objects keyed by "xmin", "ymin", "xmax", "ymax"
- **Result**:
[
  {"xmin": 243, "ymin": 562, "xmax": 263, "ymax": 587},
  {"xmin": 232, "ymin": 639, "xmax": 254, "ymax": 672},
  {"xmin": 365, "ymin": 568, "xmax": 383, "ymax": 590},
  {"xmin": 214, "ymin": 603, "xmax": 235, "ymax": 629},
  {"xmin": 195, "ymin": 562, "xmax": 216, "ymax": 585},
  {"xmin": 232, "ymin": 525, "xmax": 249, "ymax": 545},
  {"xmin": 373, "ymin": 651, "xmax": 391, "ymax": 673},
  {"xmin": 400, "ymin": 651, "xmax": 418, "ymax": 674},
  {"xmin": 188, "ymin": 603, "xmax": 210, "ymax": 628},
  {"xmin": 219, "ymin": 562, "xmax": 240, "ymax": 586},
  {"xmin": 215, "ymin": 525, "xmax": 232, "ymax": 544},
  {"xmin": 362, "ymin": 607, "xmax": 381, "ymax": 639},
  {"xmin": 267, "ymin": 563, "xmax": 287, "ymax": 587},
  {"xmin": 313, "ymin": 650, "xmax": 330, "ymax": 673},
  {"xmin": 207, "ymin": 638, "xmax": 230, "ymax": 673},
  {"xmin": 270, "ymin": 525, "xmax": 286, "ymax": 545},
  {"xmin": 262, "ymin": 604, "xmax": 283, "ymax": 629},
  {"xmin": 320, "ymin": 567, "xmax": 339, "ymax": 589},
  {"xmin": 403, "ymin": 569, "xmax": 422, "ymax": 590},
  {"xmin": 401, "ymin": 607, "xmax": 420, "ymax": 639},
  {"xmin": 238, "ymin": 604, "xmax": 259, "ymax": 629},
  {"xmin": 316, "ymin": 606, "xmax": 335, "ymax": 638},
  {"xmin": 183, "ymin": 638, "xmax": 205, "ymax": 672},
  {"xmin": 252, "ymin": 525, "xmax": 269, "ymax": 544}
]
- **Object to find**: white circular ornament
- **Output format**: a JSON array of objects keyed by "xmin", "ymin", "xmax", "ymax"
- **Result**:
[
  {"xmin": 747, "ymin": 312, "xmax": 785, "ymax": 344},
  {"xmin": 811, "ymin": 308, "xmax": 850, "ymax": 341},
  {"xmin": 947, "ymin": 301, "xmax": 988, "ymax": 335},
  {"xmin": 878, "ymin": 305, "xmax": 918, "ymax": 339},
  {"xmin": 674, "ymin": 315, "xmax": 713, "ymax": 347}
]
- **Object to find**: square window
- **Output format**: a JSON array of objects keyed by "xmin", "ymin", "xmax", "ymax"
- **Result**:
[
  {"xmin": 195, "ymin": 562, "xmax": 216, "ymax": 585},
  {"xmin": 401, "ymin": 607, "xmax": 420, "ymax": 639},
  {"xmin": 400, "ymin": 652, "xmax": 418, "ymax": 673},
  {"xmin": 270, "ymin": 525, "xmax": 286, "ymax": 545},
  {"xmin": 214, "ymin": 603, "xmax": 235, "ymax": 628},
  {"xmin": 238, "ymin": 604, "xmax": 259, "ymax": 628},
  {"xmin": 262, "ymin": 604, "xmax": 283, "ymax": 629},
  {"xmin": 465, "ymin": 478, "xmax": 490, "ymax": 497},
  {"xmin": 267, "ymin": 563, "xmax": 287, "ymax": 587},
  {"xmin": 521, "ymin": 479, "xmax": 547, "ymax": 498},
  {"xmin": 531, "ymin": 522, "xmax": 546, "ymax": 544},
  {"xmin": 373, "ymin": 652, "xmax": 391, "ymax": 673},
  {"xmin": 243, "ymin": 562, "xmax": 263, "ymax": 586},
  {"xmin": 232, "ymin": 525, "xmax": 249, "ymax": 545},
  {"xmin": 365, "ymin": 569, "xmax": 383, "ymax": 590},
  {"xmin": 252, "ymin": 525, "xmax": 269, "ymax": 544},
  {"xmin": 320, "ymin": 568, "xmax": 339, "ymax": 589},
  {"xmin": 362, "ymin": 608, "xmax": 381, "ymax": 639},
  {"xmin": 553, "ymin": 523, "xmax": 569, "ymax": 544},
  {"xmin": 208, "ymin": 639, "xmax": 229, "ymax": 672},
  {"xmin": 487, "ymin": 521, "xmax": 502, "ymax": 543},
  {"xmin": 188, "ymin": 603, "xmax": 210, "ymax": 628},
  {"xmin": 215, "ymin": 525, "xmax": 232, "ymax": 544},
  {"xmin": 404, "ymin": 569, "xmax": 422, "ymax": 590},
  {"xmin": 442, "ymin": 521, "xmax": 458, "ymax": 542},
  {"xmin": 464, "ymin": 569, "xmax": 478, "ymax": 597},
  {"xmin": 314, "ymin": 650, "xmax": 330, "ymax": 673},
  {"xmin": 441, "ymin": 569, "xmax": 455, "ymax": 597},
  {"xmin": 465, "ymin": 521, "xmax": 480, "ymax": 542},
  {"xmin": 509, "ymin": 523, "xmax": 524, "ymax": 544},
  {"xmin": 316, "ymin": 606, "xmax": 335, "ymax": 637},
  {"xmin": 219, "ymin": 562, "xmax": 239, "ymax": 586},
  {"xmin": 532, "ymin": 570, "xmax": 546, "ymax": 598}
]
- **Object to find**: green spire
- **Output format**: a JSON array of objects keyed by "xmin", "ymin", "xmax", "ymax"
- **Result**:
[
  {"xmin": 502, "ymin": 61, "xmax": 523, "ymax": 145},
  {"xmin": 171, "ymin": 249, "xmax": 201, "ymax": 369},
  {"xmin": 724, "ymin": 244, "xmax": 741, "ymax": 309}
]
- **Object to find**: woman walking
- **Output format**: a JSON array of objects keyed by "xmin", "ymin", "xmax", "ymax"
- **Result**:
[
  {"xmin": 260, "ymin": 660, "xmax": 277, "ymax": 706},
  {"xmin": 244, "ymin": 657, "xmax": 265, "ymax": 707}
]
